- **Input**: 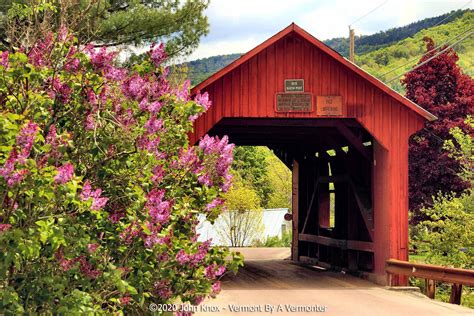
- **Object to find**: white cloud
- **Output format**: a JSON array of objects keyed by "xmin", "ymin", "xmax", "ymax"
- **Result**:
[{"xmin": 187, "ymin": 0, "xmax": 474, "ymax": 61}]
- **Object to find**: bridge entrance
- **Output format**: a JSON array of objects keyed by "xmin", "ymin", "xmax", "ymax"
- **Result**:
[{"xmin": 190, "ymin": 24, "xmax": 435, "ymax": 285}]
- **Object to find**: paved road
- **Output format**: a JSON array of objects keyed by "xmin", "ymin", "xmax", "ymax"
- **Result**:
[{"xmin": 196, "ymin": 248, "xmax": 473, "ymax": 316}]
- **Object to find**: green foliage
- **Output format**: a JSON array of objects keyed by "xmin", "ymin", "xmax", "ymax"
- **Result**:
[
  {"xmin": 265, "ymin": 150, "xmax": 292, "ymax": 210},
  {"xmin": 356, "ymin": 11, "xmax": 474, "ymax": 91},
  {"xmin": 231, "ymin": 146, "xmax": 272, "ymax": 207},
  {"xmin": 254, "ymin": 230, "xmax": 291, "ymax": 248},
  {"xmin": 181, "ymin": 53, "xmax": 242, "ymax": 86},
  {"xmin": 443, "ymin": 116, "xmax": 474, "ymax": 182},
  {"xmin": 218, "ymin": 175, "xmax": 264, "ymax": 247},
  {"xmin": 0, "ymin": 0, "xmax": 210, "ymax": 56},
  {"xmin": 414, "ymin": 192, "xmax": 473, "ymax": 269}
]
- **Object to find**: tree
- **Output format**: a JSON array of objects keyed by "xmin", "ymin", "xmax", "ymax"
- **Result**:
[
  {"xmin": 266, "ymin": 151, "xmax": 292, "ymax": 210},
  {"xmin": 0, "ymin": 25, "xmax": 242, "ymax": 313},
  {"xmin": 415, "ymin": 118, "xmax": 473, "ymax": 268},
  {"xmin": 402, "ymin": 37, "xmax": 473, "ymax": 223},
  {"xmin": 0, "ymin": 0, "xmax": 209, "ymax": 56},
  {"xmin": 216, "ymin": 175, "xmax": 264, "ymax": 247},
  {"xmin": 232, "ymin": 146, "xmax": 272, "ymax": 207}
]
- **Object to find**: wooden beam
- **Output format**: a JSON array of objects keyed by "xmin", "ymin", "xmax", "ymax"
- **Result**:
[
  {"xmin": 291, "ymin": 160, "xmax": 299, "ymax": 262},
  {"xmin": 299, "ymin": 234, "xmax": 374, "ymax": 252},
  {"xmin": 334, "ymin": 121, "xmax": 371, "ymax": 160}
]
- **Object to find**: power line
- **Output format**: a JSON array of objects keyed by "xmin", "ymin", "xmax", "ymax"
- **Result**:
[
  {"xmin": 381, "ymin": 26, "xmax": 473, "ymax": 77},
  {"xmin": 349, "ymin": 0, "xmax": 390, "ymax": 26},
  {"xmin": 431, "ymin": 0, "xmax": 472, "ymax": 28},
  {"xmin": 385, "ymin": 30, "xmax": 473, "ymax": 84}
]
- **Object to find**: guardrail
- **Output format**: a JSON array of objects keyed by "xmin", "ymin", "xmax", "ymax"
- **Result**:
[{"xmin": 386, "ymin": 259, "xmax": 474, "ymax": 305}]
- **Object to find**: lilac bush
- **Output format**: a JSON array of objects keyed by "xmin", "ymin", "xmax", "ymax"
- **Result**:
[{"xmin": 0, "ymin": 28, "xmax": 242, "ymax": 314}]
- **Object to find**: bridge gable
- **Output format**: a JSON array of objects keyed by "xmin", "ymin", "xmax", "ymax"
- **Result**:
[{"xmin": 190, "ymin": 23, "xmax": 435, "ymax": 148}]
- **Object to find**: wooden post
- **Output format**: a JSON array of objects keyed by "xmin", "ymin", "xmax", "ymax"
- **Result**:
[
  {"xmin": 425, "ymin": 279, "xmax": 436, "ymax": 299},
  {"xmin": 291, "ymin": 160, "xmax": 299, "ymax": 261},
  {"xmin": 449, "ymin": 284, "xmax": 462, "ymax": 305},
  {"xmin": 349, "ymin": 27, "xmax": 355, "ymax": 63}
]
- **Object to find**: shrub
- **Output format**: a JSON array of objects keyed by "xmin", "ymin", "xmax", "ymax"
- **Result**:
[{"xmin": 0, "ymin": 29, "xmax": 242, "ymax": 314}]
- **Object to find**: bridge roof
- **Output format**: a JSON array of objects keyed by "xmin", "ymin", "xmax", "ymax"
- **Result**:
[{"xmin": 191, "ymin": 23, "xmax": 436, "ymax": 122}]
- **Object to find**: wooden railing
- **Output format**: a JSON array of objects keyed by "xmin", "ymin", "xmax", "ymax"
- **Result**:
[{"xmin": 386, "ymin": 259, "xmax": 474, "ymax": 305}]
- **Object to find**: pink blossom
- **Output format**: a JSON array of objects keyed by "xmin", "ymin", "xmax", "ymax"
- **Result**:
[
  {"xmin": 194, "ymin": 91, "xmax": 212, "ymax": 111},
  {"xmin": 154, "ymin": 280, "xmax": 172, "ymax": 299},
  {"xmin": 87, "ymin": 89, "xmax": 98, "ymax": 105},
  {"xmin": 176, "ymin": 80, "xmax": 190, "ymax": 101},
  {"xmin": 205, "ymin": 198, "xmax": 224, "ymax": 212},
  {"xmin": 16, "ymin": 121, "xmax": 38, "ymax": 162},
  {"xmin": 151, "ymin": 165, "xmax": 165, "ymax": 184},
  {"xmin": 87, "ymin": 46, "xmax": 117, "ymax": 71},
  {"xmin": 0, "ymin": 224, "xmax": 12, "ymax": 233},
  {"xmin": 145, "ymin": 189, "xmax": 171, "ymax": 224},
  {"xmin": 176, "ymin": 249, "xmax": 190, "ymax": 265},
  {"xmin": 108, "ymin": 209, "xmax": 125, "ymax": 223},
  {"xmin": 28, "ymin": 34, "xmax": 53, "ymax": 67},
  {"xmin": 85, "ymin": 111, "xmax": 96, "ymax": 130},
  {"xmin": 149, "ymin": 42, "xmax": 167, "ymax": 67},
  {"xmin": 210, "ymin": 281, "xmax": 221, "ymax": 298},
  {"xmin": 55, "ymin": 248, "xmax": 78, "ymax": 271},
  {"xmin": 48, "ymin": 77, "xmax": 72, "ymax": 104},
  {"xmin": 119, "ymin": 296, "xmax": 131, "ymax": 306},
  {"xmin": 0, "ymin": 51, "xmax": 9, "ymax": 68},
  {"xmin": 148, "ymin": 101, "xmax": 163, "ymax": 114},
  {"xmin": 80, "ymin": 180, "xmax": 108, "ymax": 210},
  {"xmin": 122, "ymin": 74, "xmax": 147, "ymax": 101},
  {"xmin": 78, "ymin": 255, "xmax": 101, "ymax": 279},
  {"xmin": 87, "ymin": 243, "xmax": 99, "ymax": 253},
  {"xmin": 198, "ymin": 135, "xmax": 234, "ymax": 192},
  {"xmin": 144, "ymin": 116, "xmax": 163, "ymax": 134},
  {"xmin": 104, "ymin": 66, "xmax": 127, "ymax": 81},
  {"xmin": 205, "ymin": 264, "xmax": 226, "ymax": 279},
  {"xmin": 54, "ymin": 163, "xmax": 74, "ymax": 184},
  {"xmin": 119, "ymin": 221, "xmax": 142, "ymax": 245}
]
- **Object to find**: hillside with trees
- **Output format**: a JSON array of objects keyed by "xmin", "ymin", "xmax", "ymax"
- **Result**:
[
  {"xmin": 184, "ymin": 10, "xmax": 473, "ymax": 91},
  {"xmin": 325, "ymin": 9, "xmax": 471, "ymax": 56}
]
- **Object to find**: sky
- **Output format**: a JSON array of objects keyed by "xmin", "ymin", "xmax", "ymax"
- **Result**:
[{"xmin": 185, "ymin": 0, "xmax": 473, "ymax": 61}]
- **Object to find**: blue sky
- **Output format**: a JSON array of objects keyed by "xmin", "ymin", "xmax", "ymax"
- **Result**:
[{"xmin": 185, "ymin": 0, "xmax": 473, "ymax": 61}]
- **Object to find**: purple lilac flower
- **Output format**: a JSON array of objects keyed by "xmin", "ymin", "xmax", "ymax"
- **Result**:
[
  {"xmin": 54, "ymin": 162, "xmax": 74, "ymax": 184},
  {"xmin": 149, "ymin": 42, "xmax": 167, "ymax": 67},
  {"xmin": 145, "ymin": 189, "xmax": 171, "ymax": 224}
]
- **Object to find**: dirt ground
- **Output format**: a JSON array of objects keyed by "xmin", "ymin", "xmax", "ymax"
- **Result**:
[{"xmin": 194, "ymin": 248, "xmax": 473, "ymax": 316}]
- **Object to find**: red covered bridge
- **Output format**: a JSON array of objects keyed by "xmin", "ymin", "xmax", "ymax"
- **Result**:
[{"xmin": 190, "ymin": 23, "xmax": 436, "ymax": 285}]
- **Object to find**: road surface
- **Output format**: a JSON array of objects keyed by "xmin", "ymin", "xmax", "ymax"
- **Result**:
[{"xmin": 195, "ymin": 248, "xmax": 473, "ymax": 316}]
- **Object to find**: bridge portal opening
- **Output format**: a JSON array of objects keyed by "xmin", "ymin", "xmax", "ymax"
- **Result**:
[{"xmin": 208, "ymin": 118, "xmax": 375, "ymax": 273}]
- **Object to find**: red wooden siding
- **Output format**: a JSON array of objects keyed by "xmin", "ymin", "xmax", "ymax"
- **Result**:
[
  {"xmin": 189, "ymin": 24, "xmax": 435, "ymax": 285},
  {"xmin": 190, "ymin": 31, "xmax": 427, "ymax": 147}
]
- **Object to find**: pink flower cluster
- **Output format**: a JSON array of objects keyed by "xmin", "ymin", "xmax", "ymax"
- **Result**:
[
  {"xmin": 149, "ymin": 43, "xmax": 167, "ymax": 67},
  {"xmin": 205, "ymin": 198, "xmax": 225, "ymax": 213},
  {"xmin": 54, "ymin": 163, "xmax": 74, "ymax": 184},
  {"xmin": 175, "ymin": 240, "xmax": 211, "ymax": 266},
  {"xmin": 28, "ymin": 34, "xmax": 54, "ymax": 67},
  {"xmin": 204, "ymin": 264, "xmax": 226, "ymax": 279},
  {"xmin": 0, "ymin": 51, "xmax": 8, "ymax": 68},
  {"xmin": 210, "ymin": 281, "xmax": 221, "ymax": 298},
  {"xmin": 0, "ymin": 121, "xmax": 38, "ymax": 186},
  {"xmin": 198, "ymin": 135, "xmax": 234, "ymax": 192},
  {"xmin": 189, "ymin": 92, "xmax": 212, "ymax": 121},
  {"xmin": 119, "ymin": 221, "xmax": 142, "ymax": 245},
  {"xmin": 55, "ymin": 249, "xmax": 101, "ymax": 278},
  {"xmin": 80, "ymin": 180, "xmax": 109, "ymax": 210},
  {"xmin": 0, "ymin": 224, "xmax": 12, "ymax": 233},
  {"xmin": 48, "ymin": 77, "xmax": 72, "ymax": 104},
  {"xmin": 154, "ymin": 280, "xmax": 172, "ymax": 299}
]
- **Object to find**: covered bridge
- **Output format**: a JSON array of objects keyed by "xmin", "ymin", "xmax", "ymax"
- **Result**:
[{"xmin": 190, "ymin": 23, "xmax": 436, "ymax": 285}]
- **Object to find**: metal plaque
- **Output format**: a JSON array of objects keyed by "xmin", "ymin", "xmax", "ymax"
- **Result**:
[
  {"xmin": 275, "ymin": 93, "xmax": 312, "ymax": 112},
  {"xmin": 285, "ymin": 79, "xmax": 304, "ymax": 92},
  {"xmin": 316, "ymin": 96, "xmax": 343, "ymax": 116}
]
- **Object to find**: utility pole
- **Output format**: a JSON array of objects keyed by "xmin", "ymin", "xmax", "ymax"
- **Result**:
[{"xmin": 349, "ymin": 26, "xmax": 355, "ymax": 63}]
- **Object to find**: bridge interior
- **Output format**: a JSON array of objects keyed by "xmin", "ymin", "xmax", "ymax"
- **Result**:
[{"xmin": 208, "ymin": 117, "xmax": 375, "ymax": 274}]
